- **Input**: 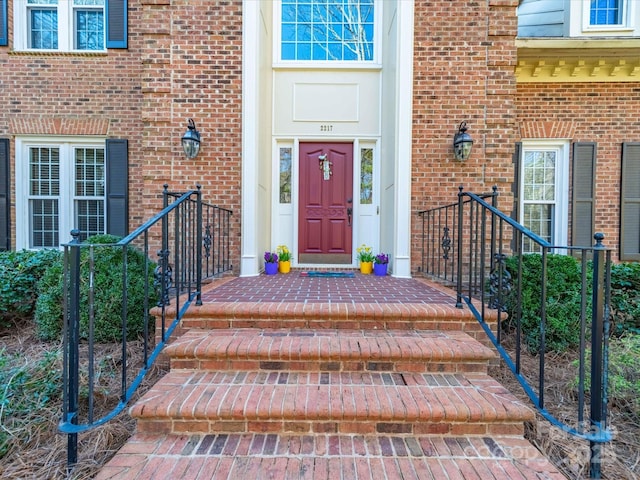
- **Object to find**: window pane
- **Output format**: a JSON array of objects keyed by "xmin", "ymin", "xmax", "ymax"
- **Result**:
[
  {"xmin": 281, "ymin": 0, "xmax": 375, "ymax": 61},
  {"xmin": 279, "ymin": 147, "xmax": 292, "ymax": 204},
  {"xmin": 30, "ymin": 199, "xmax": 59, "ymax": 248},
  {"xmin": 76, "ymin": 10, "xmax": 104, "ymax": 50},
  {"xmin": 523, "ymin": 151, "xmax": 555, "ymax": 201},
  {"xmin": 75, "ymin": 200, "xmax": 104, "ymax": 240},
  {"xmin": 73, "ymin": 0, "xmax": 105, "ymax": 5},
  {"xmin": 29, "ymin": 147, "xmax": 60, "ymax": 247},
  {"xmin": 523, "ymin": 204, "xmax": 553, "ymax": 253},
  {"xmin": 30, "ymin": 9, "xmax": 58, "ymax": 49},
  {"xmin": 75, "ymin": 147, "xmax": 105, "ymax": 239},
  {"xmin": 30, "ymin": 147, "xmax": 60, "ymax": 196},
  {"xmin": 590, "ymin": 0, "xmax": 621, "ymax": 25},
  {"xmin": 75, "ymin": 148, "xmax": 105, "ymax": 196},
  {"xmin": 360, "ymin": 148, "xmax": 373, "ymax": 204}
]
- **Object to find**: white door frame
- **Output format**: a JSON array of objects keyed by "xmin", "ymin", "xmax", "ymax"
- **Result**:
[{"xmin": 241, "ymin": 0, "xmax": 414, "ymax": 277}]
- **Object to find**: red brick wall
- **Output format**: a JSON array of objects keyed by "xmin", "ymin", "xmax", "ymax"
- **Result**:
[
  {"xmin": 516, "ymin": 82, "xmax": 640, "ymax": 260},
  {"xmin": 411, "ymin": 0, "xmax": 519, "ymax": 273},
  {"xmin": 0, "ymin": 0, "xmax": 144, "ymax": 243},
  {"xmin": 0, "ymin": 0, "xmax": 243, "ymax": 270},
  {"xmin": 138, "ymin": 0, "xmax": 243, "ymax": 271}
]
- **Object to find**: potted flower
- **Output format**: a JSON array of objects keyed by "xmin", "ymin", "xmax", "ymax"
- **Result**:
[
  {"xmin": 264, "ymin": 251, "xmax": 278, "ymax": 275},
  {"xmin": 356, "ymin": 244, "xmax": 375, "ymax": 274},
  {"xmin": 277, "ymin": 245, "xmax": 291, "ymax": 273},
  {"xmin": 373, "ymin": 252, "xmax": 389, "ymax": 276}
]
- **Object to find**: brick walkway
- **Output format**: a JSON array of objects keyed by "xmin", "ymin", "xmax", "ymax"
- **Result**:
[{"xmin": 95, "ymin": 274, "xmax": 567, "ymax": 480}]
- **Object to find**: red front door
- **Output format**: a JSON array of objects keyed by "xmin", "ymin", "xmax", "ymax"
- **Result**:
[{"xmin": 298, "ymin": 142, "xmax": 353, "ymax": 264}]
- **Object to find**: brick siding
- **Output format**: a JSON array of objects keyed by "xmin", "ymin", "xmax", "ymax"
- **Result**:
[{"xmin": 516, "ymin": 82, "xmax": 640, "ymax": 258}]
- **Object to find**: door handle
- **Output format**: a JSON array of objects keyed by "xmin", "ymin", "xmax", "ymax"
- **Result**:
[{"xmin": 347, "ymin": 207, "xmax": 352, "ymax": 226}]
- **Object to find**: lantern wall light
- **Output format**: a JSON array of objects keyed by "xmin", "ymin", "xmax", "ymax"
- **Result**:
[
  {"xmin": 181, "ymin": 118, "xmax": 201, "ymax": 159},
  {"xmin": 452, "ymin": 121, "xmax": 473, "ymax": 161}
]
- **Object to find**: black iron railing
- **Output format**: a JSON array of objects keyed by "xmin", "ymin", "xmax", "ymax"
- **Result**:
[
  {"xmin": 418, "ymin": 186, "xmax": 612, "ymax": 479},
  {"xmin": 59, "ymin": 185, "xmax": 232, "ymax": 472}
]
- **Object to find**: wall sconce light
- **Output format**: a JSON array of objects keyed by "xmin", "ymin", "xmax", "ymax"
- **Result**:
[
  {"xmin": 181, "ymin": 118, "xmax": 201, "ymax": 159},
  {"xmin": 453, "ymin": 121, "xmax": 473, "ymax": 161}
]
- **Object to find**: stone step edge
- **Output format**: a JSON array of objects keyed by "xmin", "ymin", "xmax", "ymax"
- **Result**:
[
  {"xmin": 95, "ymin": 433, "xmax": 566, "ymax": 480},
  {"xmin": 179, "ymin": 318, "xmax": 488, "ymax": 336},
  {"xmin": 170, "ymin": 358, "xmax": 489, "ymax": 374},
  {"xmin": 130, "ymin": 373, "xmax": 534, "ymax": 435},
  {"xmin": 178, "ymin": 301, "xmax": 476, "ymax": 322},
  {"xmin": 165, "ymin": 329, "xmax": 496, "ymax": 367}
]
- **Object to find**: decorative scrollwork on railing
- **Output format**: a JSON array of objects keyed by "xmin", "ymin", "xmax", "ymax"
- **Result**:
[
  {"xmin": 441, "ymin": 226, "xmax": 451, "ymax": 260},
  {"xmin": 488, "ymin": 253, "xmax": 511, "ymax": 310},
  {"xmin": 203, "ymin": 224, "xmax": 212, "ymax": 261},
  {"xmin": 154, "ymin": 249, "xmax": 172, "ymax": 307}
]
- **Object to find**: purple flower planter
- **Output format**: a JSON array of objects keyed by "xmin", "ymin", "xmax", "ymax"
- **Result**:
[
  {"xmin": 373, "ymin": 263, "xmax": 388, "ymax": 276},
  {"xmin": 265, "ymin": 262, "xmax": 278, "ymax": 275}
]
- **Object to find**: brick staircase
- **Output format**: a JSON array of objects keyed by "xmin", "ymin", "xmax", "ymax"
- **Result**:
[{"xmin": 96, "ymin": 279, "xmax": 565, "ymax": 479}]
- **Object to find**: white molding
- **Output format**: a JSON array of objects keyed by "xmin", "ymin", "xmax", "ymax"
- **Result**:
[
  {"xmin": 240, "ymin": 0, "xmax": 260, "ymax": 277},
  {"xmin": 391, "ymin": 0, "xmax": 414, "ymax": 279}
]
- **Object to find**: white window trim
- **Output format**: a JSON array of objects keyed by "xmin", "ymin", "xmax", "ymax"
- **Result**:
[
  {"xmin": 13, "ymin": 0, "xmax": 106, "ymax": 52},
  {"xmin": 273, "ymin": 0, "xmax": 383, "ymax": 68},
  {"xmin": 15, "ymin": 136, "xmax": 106, "ymax": 250},
  {"xmin": 520, "ymin": 140, "xmax": 570, "ymax": 249},
  {"xmin": 570, "ymin": 0, "xmax": 638, "ymax": 37}
]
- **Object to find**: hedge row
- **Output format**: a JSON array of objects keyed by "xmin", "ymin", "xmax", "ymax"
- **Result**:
[{"xmin": 0, "ymin": 235, "xmax": 156, "ymax": 342}]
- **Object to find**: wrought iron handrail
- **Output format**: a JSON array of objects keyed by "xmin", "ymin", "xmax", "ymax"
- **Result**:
[
  {"xmin": 419, "ymin": 186, "xmax": 611, "ymax": 479},
  {"xmin": 59, "ymin": 185, "xmax": 232, "ymax": 471}
]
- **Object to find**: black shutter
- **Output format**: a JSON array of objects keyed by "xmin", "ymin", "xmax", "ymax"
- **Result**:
[
  {"xmin": 511, "ymin": 142, "xmax": 522, "ymax": 220},
  {"xmin": 571, "ymin": 142, "xmax": 596, "ymax": 250},
  {"xmin": 621, "ymin": 143, "xmax": 640, "ymax": 261},
  {"xmin": 106, "ymin": 0, "xmax": 127, "ymax": 49},
  {"xmin": 0, "ymin": 139, "xmax": 9, "ymax": 251},
  {"xmin": 106, "ymin": 139, "xmax": 128, "ymax": 237},
  {"xmin": 510, "ymin": 142, "xmax": 521, "ymax": 252},
  {"xmin": 0, "ymin": 0, "xmax": 7, "ymax": 47}
]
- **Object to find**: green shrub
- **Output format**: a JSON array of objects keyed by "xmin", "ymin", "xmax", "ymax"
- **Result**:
[
  {"xmin": 0, "ymin": 347, "xmax": 62, "ymax": 458},
  {"xmin": 0, "ymin": 249, "xmax": 62, "ymax": 327},
  {"xmin": 610, "ymin": 262, "xmax": 640, "ymax": 335},
  {"xmin": 504, "ymin": 253, "xmax": 585, "ymax": 353},
  {"xmin": 34, "ymin": 234, "xmax": 157, "ymax": 343}
]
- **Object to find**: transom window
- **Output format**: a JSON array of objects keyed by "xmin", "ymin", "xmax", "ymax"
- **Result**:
[
  {"xmin": 280, "ymin": 0, "xmax": 375, "ymax": 62},
  {"xmin": 590, "ymin": 0, "xmax": 622, "ymax": 26},
  {"xmin": 16, "ymin": 0, "xmax": 105, "ymax": 51},
  {"xmin": 17, "ymin": 140, "xmax": 105, "ymax": 249}
]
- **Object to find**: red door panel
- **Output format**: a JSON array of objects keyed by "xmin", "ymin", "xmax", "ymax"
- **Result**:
[{"xmin": 298, "ymin": 142, "xmax": 353, "ymax": 264}]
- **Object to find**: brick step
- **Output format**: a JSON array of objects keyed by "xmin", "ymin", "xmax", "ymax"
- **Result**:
[
  {"xmin": 165, "ymin": 329, "xmax": 495, "ymax": 374},
  {"xmin": 131, "ymin": 371, "xmax": 533, "ymax": 437},
  {"xmin": 178, "ymin": 301, "xmax": 485, "ymax": 335},
  {"xmin": 95, "ymin": 433, "xmax": 567, "ymax": 480}
]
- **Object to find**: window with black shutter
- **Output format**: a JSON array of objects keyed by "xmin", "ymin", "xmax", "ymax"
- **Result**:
[
  {"xmin": 106, "ymin": 0, "xmax": 128, "ymax": 49},
  {"xmin": 0, "ymin": 139, "xmax": 9, "ymax": 251},
  {"xmin": 106, "ymin": 139, "xmax": 129, "ymax": 237},
  {"xmin": 571, "ymin": 142, "xmax": 596, "ymax": 251},
  {"xmin": 621, "ymin": 143, "xmax": 640, "ymax": 261}
]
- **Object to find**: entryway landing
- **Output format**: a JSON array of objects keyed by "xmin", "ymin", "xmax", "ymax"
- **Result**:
[{"xmin": 182, "ymin": 272, "xmax": 478, "ymax": 333}]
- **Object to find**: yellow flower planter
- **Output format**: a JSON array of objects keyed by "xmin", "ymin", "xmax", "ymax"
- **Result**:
[
  {"xmin": 278, "ymin": 260, "xmax": 291, "ymax": 274},
  {"xmin": 359, "ymin": 261, "xmax": 373, "ymax": 274}
]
